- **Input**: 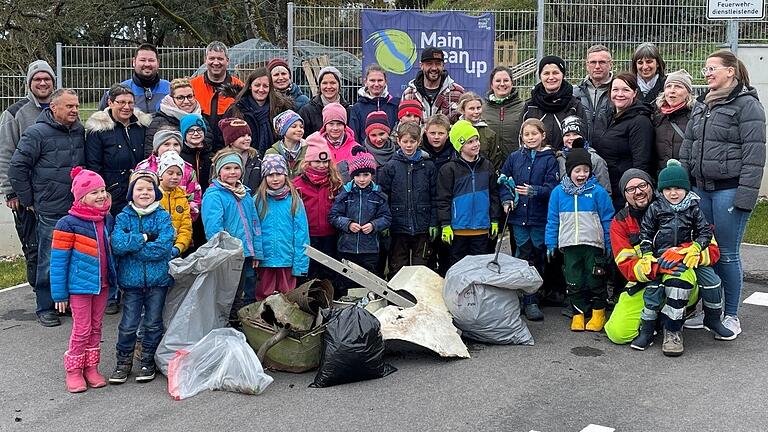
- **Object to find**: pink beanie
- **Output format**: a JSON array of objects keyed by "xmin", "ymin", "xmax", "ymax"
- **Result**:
[
  {"xmin": 322, "ymin": 102, "xmax": 347, "ymax": 128},
  {"xmin": 70, "ymin": 166, "xmax": 106, "ymax": 203},
  {"xmin": 305, "ymin": 133, "xmax": 331, "ymax": 162}
]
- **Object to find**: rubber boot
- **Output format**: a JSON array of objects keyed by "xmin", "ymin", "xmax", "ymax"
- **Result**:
[
  {"xmin": 630, "ymin": 319, "xmax": 656, "ymax": 351},
  {"xmin": 703, "ymin": 307, "xmax": 736, "ymax": 341},
  {"xmin": 64, "ymin": 351, "xmax": 87, "ymax": 393},
  {"xmin": 571, "ymin": 313, "xmax": 585, "ymax": 332},
  {"xmin": 83, "ymin": 348, "xmax": 107, "ymax": 388},
  {"xmin": 585, "ymin": 308, "xmax": 606, "ymax": 332},
  {"xmin": 523, "ymin": 294, "xmax": 544, "ymax": 321}
]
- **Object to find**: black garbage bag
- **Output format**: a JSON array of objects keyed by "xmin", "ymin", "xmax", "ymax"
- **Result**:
[{"xmin": 310, "ymin": 306, "xmax": 396, "ymax": 388}]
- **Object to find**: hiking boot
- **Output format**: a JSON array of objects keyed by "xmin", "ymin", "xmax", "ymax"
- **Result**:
[
  {"xmin": 662, "ymin": 328, "xmax": 684, "ymax": 357},
  {"xmin": 109, "ymin": 360, "xmax": 132, "ymax": 384},
  {"xmin": 38, "ymin": 311, "xmax": 61, "ymax": 327},
  {"xmin": 105, "ymin": 303, "xmax": 120, "ymax": 315},
  {"xmin": 683, "ymin": 310, "xmax": 705, "ymax": 330},
  {"xmin": 721, "ymin": 315, "xmax": 742, "ymax": 338},
  {"xmin": 524, "ymin": 303, "xmax": 544, "ymax": 321},
  {"xmin": 135, "ymin": 364, "xmax": 156, "ymax": 383},
  {"xmin": 571, "ymin": 313, "xmax": 585, "ymax": 332},
  {"xmin": 630, "ymin": 319, "xmax": 656, "ymax": 351},
  {"xmin": 585, "ymin": 309, "xmax": 606, "ymax": 332}
]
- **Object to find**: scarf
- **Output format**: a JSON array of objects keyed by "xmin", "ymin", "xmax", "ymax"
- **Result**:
[
  {"xmin": 669, "ymin": 191, "xmax": 699, "ymax": 212},
  {"xmin": 327, "ymin": 132, "xmax": 345, "ymax": 149},
  {"xmin": 397, "ymin": 148, "xmax": 423, "ymax": 162},
  {"xmin": 363, "ymin": 137, "xmax": 396, "ymax": 166},
  {"xmin": 530, "ymin": 80, "xmax": 575, "ymax": 113},
  {"xmin": 660, "ymin": 100, "xmax": 686, "ymax": 115},
  {"xmin": 561, "ymin": 175, "xmax": 588, "ymax": 196},
  {"xmin": 321, "ymin": 94, "xmax": 340, "ymax": 106},
  {"xmin": 704, "ymin": 81, "xmax": 739, "ymax": 108},
  {"xmin": 242, "ymin": 95, "xmax": 273, "ymax": 154},
  {"xmin": 279, "ymin": 139, "xmax": 302, "ymax": 161},
  {"xmin": 130, "ymin": 201, "xmax": 160, "ymax": 216},
  {"xmin": 303, "ymin": 166, "xmax": 330, "ymax": 186},
  {"xmin": 267, "ymin": 184, "xmax": 290, "ymax": 200},
  {"xmin": 69, "ymin": 199, "xmax": 111, "ymax": 221},
  {"xmin": 220, "ymin": 180, "xmax": 247, "ymax": 200},
  {"xmin": 487, "ymin": 89, "xmax": 518, "ymax": 105},
  {"xmin": 160, "ymin": 95, "xmax": 201, "ymax": 121},
  {"xmin": 637, "ymin": 74, "xmax": 659, "ymax": 96},
  {"xmin": 132, "ymin": 72, "xmax": 160, "ymax": 89}
]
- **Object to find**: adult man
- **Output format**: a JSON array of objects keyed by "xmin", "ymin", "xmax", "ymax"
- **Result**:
[
  {"xmin": 99, "ymin": 43, "xmax": 170, "ymax": 113},
  {"xmin": 190, "ymin": 41, "xmax": 243, "ymax": 152},
  {"xmin": 401, "ymin": 47, "xmax": 465, "ymax": 120},
  {"xmin": 573, "ymin": 45, "xmax": 614, "ymax": 132},
  {"xmin": 0, "ymin": 60, "xmax": 55, "ymax": 298},
  {"xmin": 9, "ymin": 89, "xmax": 86, "ymax": 327}
]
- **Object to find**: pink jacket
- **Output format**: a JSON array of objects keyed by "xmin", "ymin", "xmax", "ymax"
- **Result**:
[
  {"xmin": 135, "ymin": 154, "xmax": 202, "ymax": 220},
  {"xmin": 312, "ymin": 126, "xmax": 359, "ymax": 183},
  {"xmin": 294, "ymin": 173, "xmax": 337, "ymax": 237}
]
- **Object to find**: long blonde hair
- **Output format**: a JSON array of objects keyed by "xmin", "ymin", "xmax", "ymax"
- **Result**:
[
  {"xmin": 299, "ymin": 159, "xmax": 343, "ymax": 199},
  {"xmin": 255, "ymin": 175, "xmax": 300, "ymax": 219}
]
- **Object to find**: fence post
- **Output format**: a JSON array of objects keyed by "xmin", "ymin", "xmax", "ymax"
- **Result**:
[
  {"xmin": 536, "ymin": 0, "xmax": 544, "ymax": 67},
  {"xmin": 55, "ymin": 42, "xmax": 63, "ymax": 90},
  {"xmin": 288, "ymin": 2, "xmax": 295, "ymax": 75},
  {"xmin": 726, "ymin": 20, "xmax": 739, "ymax": 54}
]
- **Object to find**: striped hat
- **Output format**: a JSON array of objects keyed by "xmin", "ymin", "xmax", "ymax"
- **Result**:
[
  {"xmin": 365, "ymin": 110, "xmax": 391, "ymax": 136},
  {"xmin": 398, "ymin": 99, "xmax": 423, "ymax": 121},
  {"xmin": 348, "ymin": 146, "xmax": 377, "ymax": 177}
]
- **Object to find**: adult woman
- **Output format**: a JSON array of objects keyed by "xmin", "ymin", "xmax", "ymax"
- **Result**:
[
  {"xmin": 680, "ymin": 50, "xmax": 766, "ymax": 337},
  {"xmin": 267, "ymin": 58, "xmax": 310, "ymax": 111},
  {"xmin": 653, "ymin": 69, "xmax": 695, "ymax": 174},
  {"xmin": 591, "ymin": 72, "xmax": 654, "ymax": 210},
  {"xmin": 85, "ymin": 84, "xmax": 151, "ymax": 216},
  {"xmin": 144, "ymin": 78, "xmax": 211, "ymax": 156},
  {"xmin": 521, "ymin": 56, "xmax": 586, "ymax": 151},
  {"xmin": 349, "ymin": 64, "xmax": 399, "ymax": 143},
  {"xmin": 632, "ymin": 43, "xmax": 666, "ymax": 105},
  {"xmin": 483, "ymin": 66, "xmax": 524, "ymax": 162},
  {"xmin": 225, "ymin": 68, "xmax": 293, "ymax": 155},
  {"xmin": 299, "ymin": 66, "xmax": 349, "ymax": 137}
]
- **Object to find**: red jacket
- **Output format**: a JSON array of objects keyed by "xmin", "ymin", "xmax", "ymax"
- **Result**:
[{"xmin": 294, "ymin": 173, "xmax": 337, "ymax": 237}]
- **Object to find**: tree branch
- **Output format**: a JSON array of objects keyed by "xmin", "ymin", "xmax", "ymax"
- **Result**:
[{"xmin": 149, "ymin": 0, "xmax": 206, "ymax": 44}]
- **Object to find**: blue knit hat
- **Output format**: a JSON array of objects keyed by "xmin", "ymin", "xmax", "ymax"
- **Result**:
[
  {"xmin": 180, "ymin": 114, "xmax": 207, "ymax": 147},
  {"xmin": 273, "ymin": 110, "xmax": 303, "ymax": 138}
]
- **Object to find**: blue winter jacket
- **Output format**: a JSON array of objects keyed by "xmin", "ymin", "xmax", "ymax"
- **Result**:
[
  {"xmin": 348, "ymin": 87, "xmax": 400, "ymax": 143},
  {"xmin": 545, "ymin": 176, "xmax": 614, "ymax": 252},
  {"xmin": 378, "ymin": 150, "xmax": 437, "ymax": 235},
  {"xmin": 436, "ymin": 156, "xmax": 501, "ymax": 230},
  {"xmin": 286, "ymin": 83, "xmax": 310, "ymax": 111},
  {"xmin": 329, "ymin": 181, "xmax": 392, "ymax": 254},
  {"xmin": 256, "ymin": 192, "xmax": 310, "ymax": 275},
  {"xmin": 112, "ymin": 205, "xmax": 175, "ymax": 289},
  {"xmin": 50, "ymin": 215, "xmax": 118, "ymax": 302},
  {"xmin": 499, "ymin": 147, "xmax": 559, "ymax": 227},
  {"xmin": 202, "ymin": 179, "xmax": 264, "ymax": 259}
]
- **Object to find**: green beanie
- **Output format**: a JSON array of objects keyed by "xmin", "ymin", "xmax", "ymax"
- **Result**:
[
  {"xmin": 449, "ymin": 120, "xmax": 480, "ymax": 153},
  {"xmin": 657, "ymin": 159, "xmax": 690, "ymax": 191}
]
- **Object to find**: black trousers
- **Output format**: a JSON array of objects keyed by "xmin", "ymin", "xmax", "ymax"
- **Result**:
[
  {"xmin": 12, "ymin": 206, "xmax": 38, "ymax": 288},
  {"xmin": 448, "ymin": 235, "xmax": 489, "ymax": 269}
]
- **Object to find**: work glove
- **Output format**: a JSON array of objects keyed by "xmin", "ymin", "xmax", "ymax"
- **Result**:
[
  {"xmin": 659, "ymin": 262, "xmax": 687, "ymax": 277},
  {"xmin": 429, "ymin": 226, "xmax": 438, "ymax": 242},
  {"xmin": 633, "ymin": 252, "xmax": 657, "ymax": 278},
  {"xmin": 171, "ymin": 247, "xmax": 180, "ymax": 257},
  {"xmin": 659, "ymin": 247, "xmax": 685, "ymax": 270},
  {"xmin": 497, "ymin": 175, "xmax": 520, "ymax": 206},
  {"xmin": 381, "ymin": 229, "xmax": 390, "ymax": 238},
  {"xmin": 679, "ymin": 242, "xmax": 702, "ymax": 269},
  {"xmin": 489, "ymin": 222, "xmax": 499, "ymax": 238},
  {"xmin": 441, "ymin": 226, "xmax": 454, "ymax": 245}
]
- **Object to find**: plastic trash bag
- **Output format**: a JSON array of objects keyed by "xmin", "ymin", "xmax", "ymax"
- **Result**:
[
  {"xmin": 167, "ymin": 328, "xmax": 273, "ymax": 400},
  {"xmin": 310, "ymin": 306, "xmax": 396, "ymax": 388},
  {"xmin": 155, "ymin": 232, "xmax": 245, "ymax": 374},
  {"xmin": 444, "ymin": 254, "xmax": 543, "ymax": 345}
]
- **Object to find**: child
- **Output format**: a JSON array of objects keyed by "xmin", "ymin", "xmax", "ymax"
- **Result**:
[
  {"xmin": 457, "ymin": 92, "xmax": 502, "ymax": 170},
  {"xmin": 557, "ymin": 116, "xmax": 611, "ymax": 195},
  {"xmin": 180, "ymin": 113, "xmax": 212, "ymax": 252},
  {"xmin": 632, "ymin": 159, "xmax": 734, "ymax": 354},
  {"xmin": 110, "ymin": 170, "xmax": 175, "ymax": 384},
  {"xmin": 136, "ymin": 128, "xmax": 202, "ymax": 220},
  {"xmin": 254, "ymin": 154, "xmax": 310, "ymax": 299},
  {"xmin": 545, "ymin": 148, "xmax": 614, "ymax": 332},
  {"xmin": 378, "ymin": 122, "xmax": 437, "ymax": 276},
  {"xmin": 329, "ymin": 147, "xmax": 392, "ymax": 296},
  {"xmin": 294, "ymin": 135, "xmax": 343, "ymax": 280},
  {"xmin": 362, "ymin": 110, "xmax": 397, "ymax": 167},
  {"xmin": 397, "ymin": 99, "xmax": 424, "ymax": 129},
  {"xmin": 158, "ymin": 151, "xmax": 192, "ymax": 257},
  {"xmin": 202, "ymin": 151, "xmax": 264, "ymax": 320},
  {"xmin": 437, "ymin": 120, "xmax": 500, "ymax": 267},
  {"xmin": 266, "ymin": 110, "xmax": 307, "ymax": 178},
  {"xmin": 218, "ymin": 117, "xmax": 261, "ymax": 193},
  {"xmin": 499, "ymin": 118, "xmax": 559, "ymax": 321},
  {"xmin": 421, "ymin": 113, "xmax": 455, "ymax": 170},
  {"xmin": 313, "ymin": 102, "xmax": 358, "ymax": 183},
  {"xmin": 52, "ymin": 167, "xmax": 116, "ymax": 392}
]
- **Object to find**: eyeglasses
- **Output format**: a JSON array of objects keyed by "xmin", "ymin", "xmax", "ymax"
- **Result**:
[
  {"xmin": 587, "ymin": 60, "xmax": 610, "ymax": 66},
  {"xmin": 624, "ymin": 181, "xmax": 650, "ymax": 194},
  {"xmin": 112, "ymin": 100, "xmax": 134, "ymax": 107},
  {"xmin": 701, "ymin": 66, "xmax": 730, "ymax": 76},
  {"xmin": 187, "ymin": 127, "xmax": 204, "ymax": 135},
  {"xmin": 173, "ymin": 95, "xmax": 195, "ymax": 102}
]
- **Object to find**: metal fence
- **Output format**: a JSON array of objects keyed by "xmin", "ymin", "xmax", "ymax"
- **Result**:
[{"xmin": 1, "ymin": 75, "xmax": 26, "ymax": 112}]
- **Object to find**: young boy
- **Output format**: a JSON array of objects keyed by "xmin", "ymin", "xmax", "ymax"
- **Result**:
[
  {"xmin": 632, "ymin": 159, "xmax": 734, "ymax": 355},
  {"xmin": 437, "ymin": 120, "xmax": 500, "ymax": 267},
  {"xmin": 157, "ymin": 151, "xmax": 192, "ymax": 257},
  {"xmin": 421, "ymin": 114, "xmax": 454, "ymax": 276},
  {"xmin": 546, "ymin": 148, "xmax": 614, "ymax": 332},
  {"xmin": 391, "ymin": 99, "xmax": 424, "ymax": 140},
  {"xmin": 557, "ymin": 116, "xmax": 611, "ymax": 195},
  {"xmin": 266, "ymin": 110, "xmax": 306, "ymax": 178},
  {"xmin": 362, "ymin": 111, "xmax": 396, "ymax": 167}
]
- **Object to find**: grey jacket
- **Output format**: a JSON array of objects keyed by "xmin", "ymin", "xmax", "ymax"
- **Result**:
[
  {"xmin": 8, "ymin": 109, "xmax": 86, "ymax": 217},
  {"xmin": 0, "ymin": 94, "xmax": 45, "ymax": 197},
  {"xmin": 556, "ymin": 146, "xmax": 612, "ymax": 195},
  {"xmin": 680, "ymin": 84, "xmax": 766, "ymax": 211},
  {"xmin": 573, "ymin": 74, "xmax": 613, "ymax": 133}
]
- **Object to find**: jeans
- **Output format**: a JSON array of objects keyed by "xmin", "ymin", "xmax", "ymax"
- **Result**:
[
  {"xmin": 35, "ymin": 213, "xmax": 60, "ymax": 315},
  {"xmin": 694, "ymin": 187, "xmax": 751, "ymax": 316},
  {"xmin": 116, "ymin": 287, "xmax": 167, "ymax": 365},
  {"xmin": 12, "ymin": 206, "xmax": 38, "ymax": 289},
  {"xmin": 68, "ymin": 287, "xmax": 109, "ymax": 356}
]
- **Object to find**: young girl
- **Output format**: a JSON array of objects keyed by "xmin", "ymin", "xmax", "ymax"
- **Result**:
[
  {"xmin": 457, "ymin": 92, "xmax": 502, "ymax": 171},
  {"xmin": 202, "ymin": 150, "xmax": 264, "ymax": 320},
  {"xmin": 312, "ymin": 102, "xmax": 359, "ymax": 183},
  {"xmin": 499, "ymin": 118, "xmax": 559, "ymax": 321},
  {"xmin": 362, "ymin": 110, "xmax": 397, "ymax": 167},
  {"xmin": 158, "ymin": 151, "xmax": 193, "ymax": 257},
  {"xmin": 136, "ymin": 128, "xmax": 202, "ymax": 220},
  {"xmin": 294, "ymin": 135, "xmax": 343, "ymax": 280},
  {"xmin": 52, "ymin": 167, "xmax": 116, "ymax": 393},
  {"xmin": 110, "ymin": 170, "xmax": 175, "ymax": 384},
  {"xmin": 265, "ymin": 110, "xmax": 307, "ymax": 178},
  {"xmin": 254, "ymin": 154, "xmax": 310, "ymax": 299},
  {"xmin": 378, "ymin": 122, "xmax": 437, "ymax": 276},
  {"xmin": 180, "ymin": 113, "xmax": 212, "ymax": 252},
  {"xmin": 218, "ymin": 117, "xmax": 262, "ymax": 193}
]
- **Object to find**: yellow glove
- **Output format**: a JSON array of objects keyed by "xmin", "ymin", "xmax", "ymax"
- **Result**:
[
  {"xmin": 441, "ymin": 226, "xmax": 454, "ymax": 245},
  {"xmin": 679, "ymin": 242, "xmax": 702, "ymax": 269},
  {"xmin": 633, "ymin": 253, "xmax": 657, "ymax": 282},
  {"xmin": 490, "ymin": 222, "xmax": 499, "ymax": 238}
]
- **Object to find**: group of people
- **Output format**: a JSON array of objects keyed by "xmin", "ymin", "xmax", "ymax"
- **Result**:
[{"xmin": 0, "ymin": 39, "xmax": 764, "ymax": 393}]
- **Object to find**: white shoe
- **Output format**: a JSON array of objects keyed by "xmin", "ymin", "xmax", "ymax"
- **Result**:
[
  {"xmin": 722, "ymin": 315, "xmax": 742, "ymax": 337},
  {"xmin": 683, "ymin": 310, "xmax": 705, "ymax": 329}
]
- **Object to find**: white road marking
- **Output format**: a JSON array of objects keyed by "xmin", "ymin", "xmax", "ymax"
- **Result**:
[
  {"xmin": 743, "ymin": 291, "xmax": 768, "ymax": 306},
  {"xmin": 580, "ymin": 425, "xmax": 615, "ymax": 432}
]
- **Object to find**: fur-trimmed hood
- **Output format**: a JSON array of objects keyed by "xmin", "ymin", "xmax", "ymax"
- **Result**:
[{"xmin": 85, "ymin": 108, "xmax": 152, "ymax": 133}]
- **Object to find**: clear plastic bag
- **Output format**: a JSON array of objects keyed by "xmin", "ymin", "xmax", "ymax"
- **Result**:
[{"xmin": 167, "ymin": 328, "xmax": 274, "ymax": 400}]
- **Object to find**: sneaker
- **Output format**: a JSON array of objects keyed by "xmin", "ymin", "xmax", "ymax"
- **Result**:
[
  {"xmin": 108, "ymin": 362, "xmax": 132, "ymax": 384},
  {"xmin": 721, "ymin": 315, "xmax": 742, "ymax": 337},
  {"xmin": 37, "ymin": 311, "xmax": 61, "ymax": 327},
  {"xmin": 104, "ymin": 303, "xmax": 120, "ymax": 315},
  {"xmin": 683, "ymin": 310, "xmax": 705, "ymax": 330},
  {"xmin": 662, "ymin": 329, "xmax": 684, "ymax": 357},
  {"xmin": 135, "ymin": 365, "xmax": 156, "ymax": 383}
]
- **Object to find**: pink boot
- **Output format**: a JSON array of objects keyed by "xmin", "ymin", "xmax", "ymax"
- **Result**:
[
  {"xmin": 83, "ymin": 348, "xmax": 107, "ymax": 388},
  {"xmin": 64, "ymin": 351, "xmax": 87, "ymax": 393}
]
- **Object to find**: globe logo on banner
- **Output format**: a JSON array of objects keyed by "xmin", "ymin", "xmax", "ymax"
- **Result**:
[{"xmin": 366, "ymin": 30, "xmax": 417, "ymax": 75}]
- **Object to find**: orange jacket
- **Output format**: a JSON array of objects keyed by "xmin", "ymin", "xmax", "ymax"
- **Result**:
[{"xmin": 189, "ymin": 73, "xmax": 243, "ymax": 117}]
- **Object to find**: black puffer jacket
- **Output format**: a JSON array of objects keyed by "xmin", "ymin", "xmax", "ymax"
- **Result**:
[
  {"xmin": 377, "ymin": 150, "xmax": 437, "ymax": 235},
  {"xmin": 299, "ymin": 95, "xmax": 350, "ymax": 138},
  {"xmin": 653, "ymin": 105, "xmax": 691, "ymax": 175},
  {"xmin": 639, "ymin": 193, "xmax": 712, "ymax": 256},
  {"xmin": 8, "ymin": 109, "xmax": 85, "ymax": 217},
  {"xmin": 680, "ymin": 84, "xmax": 766, "ymax": 211},
  {"xmin": 521, "ymin": 92, "xmax": 586, "ymax": 151},
  {"xmin": 420, "ymin": 138, "xmax": 456, "ymax": 172}
]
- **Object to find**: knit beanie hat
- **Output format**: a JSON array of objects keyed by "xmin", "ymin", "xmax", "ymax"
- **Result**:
[
  {"xmin": 565, "ymin": 148, "xmax": 592, "ymax": 176},
  {"xmin": 665, "ymin": 69, "xmax": 693, "ymax": 93},
  {"xmin": 214, "ymin": 152, "xmax": 244, "ymax": 177},
  {"xmin": 449, "ymin": 120, "xmax": 479, "ymax": 152},
  {"xmin": 322, "ymin": 102, "xmax": 347, "ymax": 127},
  {"xmin": 561, "ymin": 115, "xmax": 586, "ymax": 138},
  {"xmin": 70, "ymin": 166, "xmax": 106, "ymax": 203},
  {"xmin": 304, "ymin": 134, "xmax": 331, "ymax": 162},
  {"xmin": 218, "ymin": 117, "xmax": 252, "ymax": 146},
  {"xmin": 619, "ymin": 168, "xmax": 654, "ymax": 195},
  {"xmin": 398, "ymin": 99, "xmax": 423, "ymax": 121},
  {"xmin": 317, "ymin": 66, "xmax": 342, "ymax": 86},
  {"xmin": 267, "ymin": 58, "xmax": 290, "ymax": 76},
  {"xmin": 26, "ymin": 60, "xmax": 55, "ymax": 89},
  {"xmin": 538, "ymin": 55, "xmax": 566, "ymax": 75},
  {"xmin": 261, "ymin": 154, "xmax": 289, "ymax": 177},
  {"xmin": 657, "ymin": 159, "xmax": 690, "ymax": 191},
  {"xmin": 152, "ymin": 129, "xmax": 182, "ymax": 153},
  {"xmin": 348, "ymin": 146, "xmax": 377, "ymax": 177},
  {"xmin": 127, "ymin": 169, "xmax": 161, "ymax": 202},
  {"xmin": 180, "ymin": 114, "xmax": 207, "ymax": 146},
  {"xmin": 365, "ymin": 111, "xmax": 391, "ymax": 136},
  {"xmin": 273, "ymin": 110, "xmax": 303, "ymax": 137},
  {"xmin": 158, "ymin": 150, "xmax": 185, "ymax": 177}
]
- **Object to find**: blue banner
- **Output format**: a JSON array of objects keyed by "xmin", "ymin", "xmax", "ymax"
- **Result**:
[{"xmin": 361, "ymin": 10, "xmax": 495, "ymax": 97}]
